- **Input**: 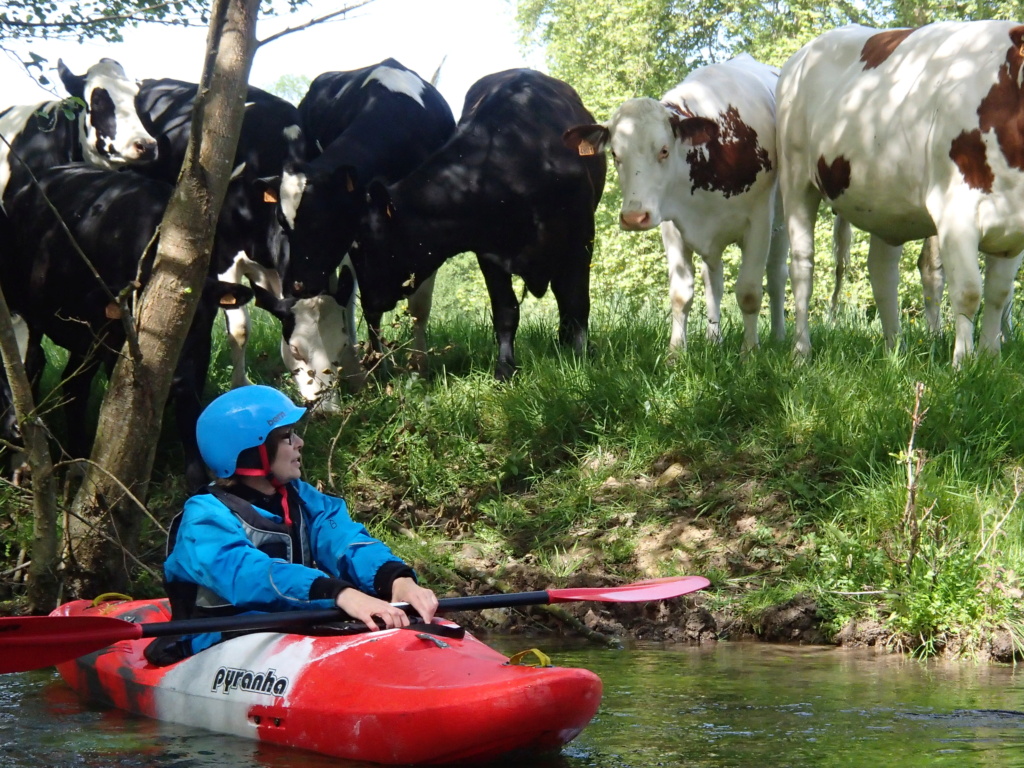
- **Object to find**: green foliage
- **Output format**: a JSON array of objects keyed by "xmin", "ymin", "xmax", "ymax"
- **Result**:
[
  {"xmin": 0, "ymin": 1, "xmax": 211, "ymax": 44},
  {"xmin": 264, "ymin": 73, "xmax": 312, "ymax": 105},
  {"xmin": 181, "ymin": 282, "xmax": 1024, "ymax": 657}
]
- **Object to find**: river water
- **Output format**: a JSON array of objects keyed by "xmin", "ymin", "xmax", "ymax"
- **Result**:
[{"xmin": 2, "ymin": 639, "xmax": 1024, "ymax": 767}]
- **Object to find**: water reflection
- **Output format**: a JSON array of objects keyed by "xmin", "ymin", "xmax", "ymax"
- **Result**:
[{"xmin": 3, "ymin": 641, "xmax": 1024, "ymax": 767}]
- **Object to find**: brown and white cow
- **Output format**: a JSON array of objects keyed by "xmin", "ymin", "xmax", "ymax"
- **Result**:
[
  {"xmin": 777, "ymin": 22, "xmax": 1024, "ymax": 364},
  {"xmin": 565, "ymin": 54, "xmax": 787, "ymax": 353}
]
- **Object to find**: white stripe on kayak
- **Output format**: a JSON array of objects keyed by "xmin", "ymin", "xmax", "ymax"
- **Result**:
[{"xmin": 153, "ymin": 630, "xmax": 399, "ymax": 739}]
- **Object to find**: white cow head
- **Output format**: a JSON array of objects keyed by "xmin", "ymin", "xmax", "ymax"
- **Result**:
[
  {"xmin": 283, "ymin": 294, "xmax": 366, "ymax": 407},
  {"xmin": 58, "ymin": 58, "xmax": 158, "ymax": 170},
  {"xmin": 564, "ymin": 98, "xmax": 722, "ymax": 231},
  {"xmin": 253, "ymin": 284, "xmax": 366, "ymax": 410}
]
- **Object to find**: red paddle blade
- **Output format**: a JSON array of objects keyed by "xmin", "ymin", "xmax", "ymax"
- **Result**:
[
  {"xmin": 547, "ymin": 575, "xmax": 711, "ymax": 604},
  {"xmin": 0, "ymin": 614, "xmax": 143, "ymax": 674}
]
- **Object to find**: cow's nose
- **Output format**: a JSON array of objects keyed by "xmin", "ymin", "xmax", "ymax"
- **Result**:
[
  {"xmin": 134, "ymin": 139, "xmax": 158, "ymax": 162},
  {"xmin": 620, "ymin": 211, "xmax": 651, "ymax": 230}
]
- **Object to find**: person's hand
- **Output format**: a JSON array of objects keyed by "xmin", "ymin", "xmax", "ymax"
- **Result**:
[
  {"xmin": 390, "ymin": 577, "xmax": 439, "ymax": 624},
  {"xmin": 335, "ymin": 588, "xmax": 411, "ymax": 632}
]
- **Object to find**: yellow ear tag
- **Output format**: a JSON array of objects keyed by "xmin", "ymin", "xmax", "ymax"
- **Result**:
[
  {"xmin": 578, "ymin": 139, "xmax": 596, "ymax": 156},
  {"xmin": 263, "ymin": 189, "xmax": 278, "ymax": 204}
]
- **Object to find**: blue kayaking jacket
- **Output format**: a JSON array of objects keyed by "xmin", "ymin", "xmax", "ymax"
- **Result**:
[{"xmin": 162, "ymin": 479, "xmax": 406, "ymax": 655}]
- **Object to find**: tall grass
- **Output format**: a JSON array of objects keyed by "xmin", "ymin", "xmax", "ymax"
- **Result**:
[
  {"xmin": 156, "ymin": 270, "xmax": 1024, "ymax": 656},
  {"xmin": 14, "ymin": 245, "xmax": 1022, "ymax": 656}
]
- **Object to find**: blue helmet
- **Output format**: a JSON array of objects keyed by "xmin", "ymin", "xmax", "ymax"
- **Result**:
[{"xmin": 197, "ymin": 385, "xmax": 307, "ymax": 478}]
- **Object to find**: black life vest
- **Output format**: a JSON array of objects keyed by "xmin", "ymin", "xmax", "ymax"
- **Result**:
[{"xmin": 164, "ymin": 485, "xmax": 314, "ymax": 619}]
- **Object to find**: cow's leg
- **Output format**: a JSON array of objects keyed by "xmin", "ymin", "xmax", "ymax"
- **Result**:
[
  {"xmin": 735, "ymin": 201, "xmax": 774, "ymax": 351},
  {"xmin": 918, "ymin": 236, "xmax": 944, "ymax": 334},
  {"xmin": 936, "ymin": 225, "xmax": 983, "ymax": 366},
  {"xmin": 218, "ymin": 255, "xmax": 254, "ymax": 389},
  {"xmin": 221, "ymin": 308, "xmax": 252, "ymax": 388},
  {"xmin": 550, "ymin": 258, "xmax": 591, "ymax": 358},
  {"xmin": 363, "ymin": 307, "xmax": 386, "ymax": 370},
  {"xmin": 766, "ymin": 198, "xmax": 789, "ymax": 342},
  {"xmin": 60, "ymin": 353, "xmax": 102, "ymax": 465},
  {"xmin": 172, "ymin": 350, "xmax": 210, "ymax": 492},
  {"xmin": 703, "ymin": 254, "xmax": 725, "ymax": 344},
  {"xmin": 477, "ymin": 254, "xmax": 520, "ymax": 380},
  {"xmin": 784, "ymin": 184, "xmax": 821, "ymax": 357},
  {"xmin": 662, "ymin": 220, "xmax": 695, "ymax": 353},
  {"xmin": 406, "ymin": 271, "xmax": 436, "ymax": 375},
  {"xmin": 830, "ymin": 215, "xmax": 852, "ymax": 317},
  {"xmin": 866, "ymin": 235, "xmax": 904, "ymax": 350},
  {"xmin": 979, "ymin": 252, "xmax": 1022, "ymax": 355},
  {"xmin": 1001, "ymin": 279, "xmax": 1015, "ymax": 341}
]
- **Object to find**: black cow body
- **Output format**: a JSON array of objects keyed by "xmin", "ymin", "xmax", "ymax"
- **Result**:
[
  {"xmin": 266, "ymin": 58, "xmax": 456, "ymax": 402},
  {"xmin": 0, "ymin": 60, "xmax": 157, "ymax": 462},
  {"xmin": 284, "ymin": 58, "xmax": 455, "ymax": 296},
  {"xmin": 2, "ymin": 165, "xmax": 251, "ymax": 489},
  {"xmin": 356, "ymin": 69, "xmax": 606, "ymax": 379},
  {"xmin": 134, "ymin": 79, "xmax": 306, "ymax": 279},
  {"xmin": 129, "ymin": 79, "xmax": 308, "ymax": 396}
]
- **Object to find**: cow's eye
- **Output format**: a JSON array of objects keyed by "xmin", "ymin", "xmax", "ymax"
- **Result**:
[{"xmin": 658, "ymin": 146, "xmax": 669, "ymax": 161}]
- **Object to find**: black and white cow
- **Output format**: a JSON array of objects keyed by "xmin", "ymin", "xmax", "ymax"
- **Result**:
[
  {"xmin": 349, "ymin": 69, "xmax": 606, "ymax": 380},
  {"xmin": 264, "ymin": 58, "xmax": 455, "ymax": 402},
  {"xmin": 0, "ymin": 59, "xmax": 157, "ymax": 207},
  {"xmin": 0, "ymin": 59, "xmax": 157, "ymax": 457},
  {"xmin": 1, "ymin": 164, "xmax": 251, "ymax": 490},
  {"xmin": 111, "ymin": 77, "xmax": 307, "ymax": 389}
]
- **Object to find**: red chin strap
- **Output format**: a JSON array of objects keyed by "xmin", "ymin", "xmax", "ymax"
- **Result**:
[{"xmin": 234, "ymin": 443, "xmax": 292, "ymax": 525}]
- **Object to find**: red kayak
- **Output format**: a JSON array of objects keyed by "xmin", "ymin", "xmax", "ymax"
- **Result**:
[{"xmin": 51, "ymin": 598, "xmax": 602, "ymax": 765}]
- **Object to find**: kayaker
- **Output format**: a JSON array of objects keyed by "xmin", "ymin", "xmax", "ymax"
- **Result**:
[{"xmin": 145, "ymin": 384, "xmax": 438, "ymax": 666}]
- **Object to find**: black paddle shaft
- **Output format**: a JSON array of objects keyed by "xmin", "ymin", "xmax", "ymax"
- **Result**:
[{"xmin": 136, "ymin": 591, "xmax": 553, "ymax": 639}]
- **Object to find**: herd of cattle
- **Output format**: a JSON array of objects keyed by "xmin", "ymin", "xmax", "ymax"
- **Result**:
[{"xmin": 0, "ymin": 19, "xmax": 1021, "ymax": 487}]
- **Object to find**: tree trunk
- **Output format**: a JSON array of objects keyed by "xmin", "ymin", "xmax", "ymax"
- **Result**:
[
  {"xmin": 64, "ymin": 0, "xmax": 260, "ymax": 597},
  {"xmin": 0, "ymin": 284, "xmax": 59, "ymax": 611}
]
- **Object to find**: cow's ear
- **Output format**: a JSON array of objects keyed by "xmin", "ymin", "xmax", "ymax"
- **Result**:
[
  {"xmin": 250, "ymin": 283, "xmax": 296, "ymax": 323},
  {"xmin": 203, "ymin": 279, "xmax": 254, "ymax": 309},
  {"xmin": 256, "ymin": 175, "xmax": 281, "ymax": 204},
  {"xmin": 671, "ymin": 115, "xmax": 719, "ymax": 146},
  {"xmin": 332, "ymin": 164, "xmax": 359, "ymax": 195},
  {"xmin": 57, "ymin": 59, "xmax": 85, "ymax": 99},
  {"xmin": 563, "ymin": 124, "xmax": 609, "ymax": 156},
  {"xmin": 367, "ymin": 180, "xmax": 396, "ymax": 220}
]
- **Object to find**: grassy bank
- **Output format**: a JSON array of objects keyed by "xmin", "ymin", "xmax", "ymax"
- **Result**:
[
  {"xmin": 6, "ymin": 252, "xmax": 1024, "ymax": 660},
  {"xmin": 169, "ymin": 270, "xmax": 1024, "ymax": 659}
]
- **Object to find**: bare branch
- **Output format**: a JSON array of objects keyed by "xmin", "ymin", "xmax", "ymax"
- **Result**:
[
  {"xmin": 258, "ymin": 0, "xmax": 376, "ymax": 48},
  {"xmin": 56, "ymin": 457, "xmax": 167, "ymax": 536}
]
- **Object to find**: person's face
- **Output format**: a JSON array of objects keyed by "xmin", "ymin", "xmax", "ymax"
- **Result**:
[{"xmin": 269, "ymin": 426, "xmax": 304, "ymax": 483}]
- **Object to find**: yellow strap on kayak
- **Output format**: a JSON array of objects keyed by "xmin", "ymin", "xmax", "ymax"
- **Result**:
[
  {"xmin": 91, "ymin": 592, "xmax": 133, "ymax": 606},
  {"xmin": 506, "ymin": 648, "xmax": 552, "ymax": 667}
]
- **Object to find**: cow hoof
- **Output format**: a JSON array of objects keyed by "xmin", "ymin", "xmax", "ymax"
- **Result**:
[{"xmin": 494, "ymin": 363, "xmax": 517, "ymax": 382}]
